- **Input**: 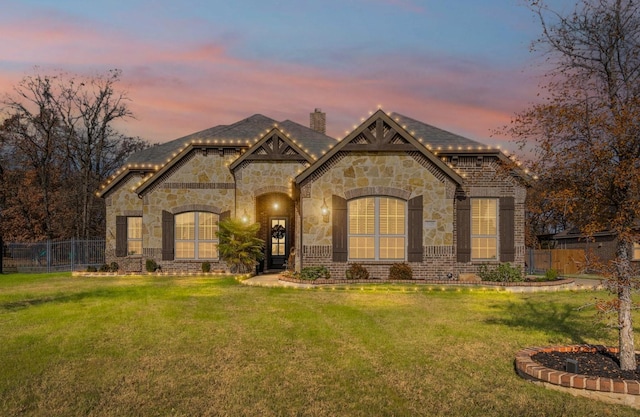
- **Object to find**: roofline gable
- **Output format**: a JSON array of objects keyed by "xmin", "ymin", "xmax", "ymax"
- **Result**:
[
  {"xmin": 134, "ymin": 142, "xmax": 243, "ymax": 196},
  {"xmin": 229, "ymin": 127, "xmax": 313, "ymax": 170},
  {"xmin": 96, "ymin": 167, "xmax": 154, "ymax": 198},
  {"xmin": 295, "ymin": 109, "xmax": 464, "ymax": 185}
]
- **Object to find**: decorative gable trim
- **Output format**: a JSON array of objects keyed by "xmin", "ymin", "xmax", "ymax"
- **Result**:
[
  {"xmin": 295, "ymin": 109, "xmax": 463, "ymax": 186},
  {"xmin": 229, "ymin": 128, "xmax": 311, "ymax": 171}
]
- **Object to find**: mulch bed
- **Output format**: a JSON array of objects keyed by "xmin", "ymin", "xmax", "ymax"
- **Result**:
[{"xmin": 532, "ymin": 349, "xmax": 640, "ymax": 380}]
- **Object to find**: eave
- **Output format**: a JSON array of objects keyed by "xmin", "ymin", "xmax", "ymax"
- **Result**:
[
  {"xmin": 295, "ymin": 109, "xmax": 465, "ymax": 186},
  {"xmin": 134, "ymin": 141, "xmax": 246, "ymax": 196},
  {"xmin": 229, "ymin": 127, "xmax": 314, "ymax": 171},
  {"xmin": 96, "ymin": 167, "xmax": 154, "ymax": 198}
]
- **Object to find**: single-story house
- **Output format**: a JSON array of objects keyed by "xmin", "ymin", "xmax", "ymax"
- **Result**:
[{"xmin": 97, "ymin": 109, "xmax": 529, "ymax": 279}]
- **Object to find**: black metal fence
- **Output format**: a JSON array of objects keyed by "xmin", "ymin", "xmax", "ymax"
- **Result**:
[{"xmin": 3, "ymin": 239, "xmax": 105, "ymax": 273}]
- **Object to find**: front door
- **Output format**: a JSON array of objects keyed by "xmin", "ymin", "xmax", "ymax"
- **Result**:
[{"xmin": 268, "ymin": 217, "xmax": 288, "ymax": 269}]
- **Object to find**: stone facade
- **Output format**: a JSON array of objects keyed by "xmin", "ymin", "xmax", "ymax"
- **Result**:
[
  {"xmin": 100, "ymin": 110, "xmax": 529, "ymax": 278},
  {"xmin": 299, "ymin": 152, "xmax": 457, "ymax": 279}
]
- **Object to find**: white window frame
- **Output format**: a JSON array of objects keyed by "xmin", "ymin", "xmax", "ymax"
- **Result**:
[
  {"xmin": 348, "ymin": 197, "xmax": 407, "ymax": 261},
  {"xmin": 471, "ymin": 198, "xmax": 498, "ymax": 261},
  {"xmin": 175, "ymin": 212, "xmax": 219, "ymax": 260},
  {"xmin": 127, "ymin": 217, "xmax": 142, "ymax": 256}
]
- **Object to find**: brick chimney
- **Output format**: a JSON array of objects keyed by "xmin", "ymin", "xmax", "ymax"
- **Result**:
[{"xmin": 309, "ymin": 108, "xmax": 326, "ymax": 134}]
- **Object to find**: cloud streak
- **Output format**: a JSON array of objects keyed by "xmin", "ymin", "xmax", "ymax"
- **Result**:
[{"xmin": 0, "ymin": 1, "xmax": 549, "ymax": 151}]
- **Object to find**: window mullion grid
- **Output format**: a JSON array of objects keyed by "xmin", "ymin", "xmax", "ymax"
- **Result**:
[
  {"xmin": 374, "ymin": 197, "xmax": 380, "ymax": 260},
  {"xmin": 194, "ymin": 212, "xmax": 199, "ymax": 260}
]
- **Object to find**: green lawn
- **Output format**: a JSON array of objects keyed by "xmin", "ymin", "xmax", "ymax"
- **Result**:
[{"xmin": 0, "ymin": 273, "xmax": 637, "ymax": 416}]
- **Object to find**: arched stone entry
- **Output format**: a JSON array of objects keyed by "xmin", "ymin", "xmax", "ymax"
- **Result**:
[{"xmin": 255, "ymin": 192, "xmax": 294, "ymax": 271}]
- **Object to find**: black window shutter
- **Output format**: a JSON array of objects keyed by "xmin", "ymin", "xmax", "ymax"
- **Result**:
[
  {"xmin": 332, "ymin": 195, "xmax": 348, "ymax": 262},
  {"xmin": 220, "ymin": 210, "xmax": 231, "ymax": 222},
  {"xmin": 499, "ymin": 197, "xmax": 515, "ymax": 262},
  {"xmin": 456, "ymin": 195, "xmax": 471, "ymax": 262},
  {"xmin": 162, "ymin": 210, "xmax": 174, "ymax": 261},
  {"xmin": 115, "ymin": 216, "xmax": 127, "ymax": 257},
  {"xmin": 407, "ymin": 195, "xmax": 423, "ymax": 262}
]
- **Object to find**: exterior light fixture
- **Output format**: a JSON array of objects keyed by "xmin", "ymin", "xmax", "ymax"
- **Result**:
[
  {"xmin": 273, "ymin": 202, "xmax": 279, "ymax": 210},
  {"xmin": 321, "ymin": 198, "xmax": 329, "ymax": 222},
  {"xmin": 241, "ymin": 209, "xmax": 249, "ymax": 223}
]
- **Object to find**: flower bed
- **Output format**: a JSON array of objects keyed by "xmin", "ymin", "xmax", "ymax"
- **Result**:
[{"xmin": 515, "ymin": 345, "xmax": 640, "ymax": 409}]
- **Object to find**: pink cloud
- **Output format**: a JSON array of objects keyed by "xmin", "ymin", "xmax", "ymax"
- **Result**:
[{"xmin": 0, "ymin": 8, "xmax": 541, "ymax": 153}]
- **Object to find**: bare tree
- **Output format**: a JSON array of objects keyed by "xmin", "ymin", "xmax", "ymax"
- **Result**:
[
  {"xmin": 0, "ymin": 69, "xmax": 148, "ymax": 241},
  {"xmin": 49, "ymin": 69, "xmax": 147, "ymax": 238},
  {"xmin": 1, "ymin": 76, "xmax": 66, "ymax": 239},
  {"xmin": 507, "ymin": 0, "xmax": 640, "ymax": 370}
]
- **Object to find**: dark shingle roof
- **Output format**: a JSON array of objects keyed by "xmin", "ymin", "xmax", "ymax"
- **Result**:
[
  {"xmin": 279, "ymin": 120, "xmax": 337, "ymax": 157},
  {"xmin": 126, "ymin": 114, "xmax": 337, "ymax": 165},
  {"xmin": 390, "ymin": 112, "xmax": 485, "ymax": 149}
]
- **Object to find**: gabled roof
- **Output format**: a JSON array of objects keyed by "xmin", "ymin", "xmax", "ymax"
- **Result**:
[
  {"xmin": 98, "ymin": 113, "xmax": 338, "ymax": 197},
  {"xmin": 125, "ymin": 114, "xmax": 278, "ymax": 165},
  {"xmin": 390, "ymin": 112, "xmax": 485, "ymax": 150},
  {"xmin": 295, "ymin": 109, "xmax": 464, "ymax": 185},
  {"xmin": 278, "ymin": 120, "xmax": 337, "ymax": 158},
  {"xmin": 229, "ymin": 127, "xmax": 313, "ymax": 170}
]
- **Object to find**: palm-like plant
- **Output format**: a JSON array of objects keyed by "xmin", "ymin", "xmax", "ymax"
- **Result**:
[{"xmin": 216, "ymin": 218, "xmax": 264, "ymax": 274}]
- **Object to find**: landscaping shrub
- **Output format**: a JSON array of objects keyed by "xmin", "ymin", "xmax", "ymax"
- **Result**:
[
  {"xmin": 545, "ymin": 268, "xmax": 559, "ymax": 280},
  {"xmin": 216, "ymin": 218, "xmax": 264, "ymax": 273},
  {"xmin": 346, "ymin": 263, "xmax": 369, "ymax": 280},
  {"xmin": 389, "ymin": 263, "xmax": 413, "ymax": 280},
  {"xmin": 202, "ymin": 261, "xmax": 211, "ymax": 273},
  {"xmin": 477, "ymin": 262, "xmax": 523, "ymax": 282},
  {"xmin": 145, "ymin": 258, "xmax": 158, "ymax": 273},
  {"xmin": 86, "ymin": 265, "xmax": 97, "ymax": 272},
  {"xmin": 109, "ymin": 262, "xmax": 119, "ymax": 272},
  {"xmin": 98, "ymin": 264, "xmax": 110, "ymax": 272},
  {"xmin": 299, "ymin": 266, "xmax": 330, "ymax": 281}
]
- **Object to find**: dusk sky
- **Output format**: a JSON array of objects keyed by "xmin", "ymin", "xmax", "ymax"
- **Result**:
[{"xmin": 1, "ymin": 0, "xmax": 575, "ymax": 149}]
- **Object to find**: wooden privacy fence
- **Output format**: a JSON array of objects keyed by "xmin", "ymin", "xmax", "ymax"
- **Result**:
[{"xmin": 527, "ymin": 249, "xmax": 586, "ymax": 275}]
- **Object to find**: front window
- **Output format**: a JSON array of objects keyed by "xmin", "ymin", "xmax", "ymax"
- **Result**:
[
  {"xmin": 348, "ymin": 197, "xmax": 406, "ymax": 260},
  {"xmin": 633, "ymin": 243, "xmax": 640, "ymax": 261},
  {"xmin": 127, "ymin": 217, "xmax": 142, "ymax": 255},
  {"xmin": 175, "ymin": 212, "xmax": 219, "ymax": 260},
  {"xmin": 471, "ymin": 199, "xmax": 497, "ymax": 260}
]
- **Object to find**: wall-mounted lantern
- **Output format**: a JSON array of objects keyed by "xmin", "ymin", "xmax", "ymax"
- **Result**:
[
  {"xmin": 241, "ymin": 209, "xmax": 249, "ymax": 223},
  {"xmin": 321, "ymin": 198, "xmax": 329, "ymax": 222}
]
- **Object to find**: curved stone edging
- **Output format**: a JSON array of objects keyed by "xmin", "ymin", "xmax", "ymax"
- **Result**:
[{"xmin": 515, "ymin": 345, "xmax": 640, "ymax": 409}]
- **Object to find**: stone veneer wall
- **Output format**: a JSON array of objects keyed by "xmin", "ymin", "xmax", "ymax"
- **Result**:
[
  {"xmin": 300, "ymin": 152, "xmax": 457, "ymax": 279},
  {"xmin": 104, "ymin": 173, "xmax": 144, "ymax": 271},
  {"xmin": 234, "ymin": 160, "xmax": 307, "ymax": 223},
  {"xmin": 141, "ymin": 149, "xmax": 238, "ymax": 271},
  {"xmin": 300, "ymin": 153, "xmax": 527, "ymax": 280}
]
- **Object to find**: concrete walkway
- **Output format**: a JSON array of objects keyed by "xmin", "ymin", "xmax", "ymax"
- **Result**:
[{"xmin": 243, "ymin": 274, "xmax": 606, "ymax": 291}]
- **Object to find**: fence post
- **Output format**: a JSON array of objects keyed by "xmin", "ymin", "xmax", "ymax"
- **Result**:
[
  {"xmin": 71, "ymin": 237, "xmax": 75, "ymax": 272},
  {"xmin": 46, "ymin": 239, "xmax": 52, "ymax": 273}
]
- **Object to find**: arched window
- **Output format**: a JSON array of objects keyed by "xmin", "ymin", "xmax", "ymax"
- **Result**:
[
  {"xmin": 174, "ymin": 212, "xmax": 219, "ymax": 260},
  {"xmin": 348, "ymin": 197, "xmax": 406, "ymax": 260}
]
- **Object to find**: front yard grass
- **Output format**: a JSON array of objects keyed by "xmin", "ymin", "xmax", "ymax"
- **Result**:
[{"xmin": 0, "ymin": 273, "xmax": 638, "ymax": 416}]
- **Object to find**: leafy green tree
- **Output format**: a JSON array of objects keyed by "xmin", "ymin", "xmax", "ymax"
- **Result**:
[
  {"xmin": 507, "ymin": 0, "xmax": 640, "ymax": 370},
  {"xmin": 216, "ymin": 218, "xmax": 264, "ymax": 274}
]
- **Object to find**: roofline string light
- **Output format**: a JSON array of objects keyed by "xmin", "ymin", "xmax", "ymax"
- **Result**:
[{"xmin": 98, "ymin": 108, "xmax": 537, "ymax": 194}]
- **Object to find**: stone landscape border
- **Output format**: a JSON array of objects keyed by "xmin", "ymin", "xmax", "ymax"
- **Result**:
[{"xmin": 515, "ymin": 345, "xmax": 640, "ymax": 409}]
